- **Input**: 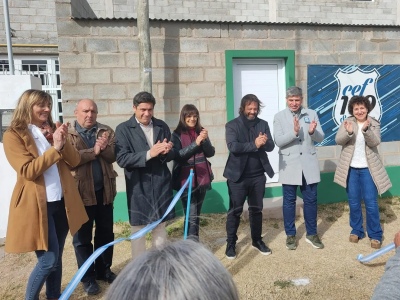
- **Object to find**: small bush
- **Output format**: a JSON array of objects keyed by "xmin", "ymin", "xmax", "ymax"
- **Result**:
[
  {"xmin": 114, "ymin": 221, "xmax": 131, "ymax": 239},
  {"xmin": 274, "ymin": 280, "xmax": 293, "ymax": 289}
]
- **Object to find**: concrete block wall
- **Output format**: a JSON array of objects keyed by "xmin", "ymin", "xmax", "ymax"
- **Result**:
[
  {"xmin": 79, "ymin": 0, "xmax": 399, "ymax": 25},
  {"xmin": 55, "ymin": 0, "xmax": 400, "ymax": 190},
  {"xmin": 0, "ymin": 0, "xmax": 58, "ymax": 47},
  {"xmin": 1, "ymin": 0, "xmax": 399, "ymax": 52},
  {"xmin": 1, "ymin": 0, "xmax": 399, "ymax": 55}
]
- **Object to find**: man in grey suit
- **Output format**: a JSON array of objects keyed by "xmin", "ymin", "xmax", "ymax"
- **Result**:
[{"xmin": 273, "ymin": 86, "xmax": 325, "ymax": 250}]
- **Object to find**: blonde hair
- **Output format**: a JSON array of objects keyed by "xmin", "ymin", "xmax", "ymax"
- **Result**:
[{"xmin": 9, "ymin": 89, "xmax": 54, "ymax": 130}]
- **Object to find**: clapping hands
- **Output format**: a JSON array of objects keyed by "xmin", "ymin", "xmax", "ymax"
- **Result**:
[
  {"xmin": 308, "ymin": 120, "xmax": 317, "ymax": 135},
  {"xmin": 53, "ymin": 122, "xmax": 69, "ymax": 151},
  {"xmin": 196, "ymin": 129, "xmax": 208, "ymax": 146},
  {"xmin": 150, "ymin": 138, "xmax": 173, "ymax": 158},
  {"xmin": 362, "ymin": 119, "xmax": 370, "ymax": 131},
  {"xmin": 293, "ymin": 117, "xmax": 300, "ymax": 136},
  {"xmin": 255, "ymin": 132, "xmax": 268, "ymax": 148},
  {"xmin": 343, "ymin": 121, "xmax": 353, "ymax": 135},
  {"xmin": 94, "ymin": 131, "xmax": 110, "ymax": 155}
]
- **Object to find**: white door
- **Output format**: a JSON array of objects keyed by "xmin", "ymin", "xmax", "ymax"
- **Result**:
[{"xmin": 232, "ymin": 59, "xmax": 286, "ymax": 183}]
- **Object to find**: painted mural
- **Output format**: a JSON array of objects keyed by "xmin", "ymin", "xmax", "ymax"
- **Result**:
[{"xmin": 307, "ymin": 65, "xmax": 400, "ymax": 146}]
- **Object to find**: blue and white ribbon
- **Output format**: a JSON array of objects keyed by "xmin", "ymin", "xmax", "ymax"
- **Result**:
[
  {"xmin": 60, "ymin": 171, "xmax": 194, "ymax": 299},
  {"xmin": 183, "ymin": 169, "xmax": 193, "ymax": 240},
  {"xmin": 357, "ymin": 242, "xmax": 395, "ymax": 263}
]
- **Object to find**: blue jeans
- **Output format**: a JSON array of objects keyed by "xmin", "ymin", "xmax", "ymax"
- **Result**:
[
  {"xmin": 26, "ymin": 200, "xmax": 69, "ymax": 300},
  {"xmin": 282, "ymin": 174, "xmax": 318, "ymax": 236},
  {"xmin": 346, "ymin": 167, "xmax": 382, "ymax": 241}
]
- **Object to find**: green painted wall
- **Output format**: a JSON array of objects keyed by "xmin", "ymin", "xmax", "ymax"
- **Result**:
[{"xmin": 113, "ymin": 166, "xmax": 400, "ymax": 222}]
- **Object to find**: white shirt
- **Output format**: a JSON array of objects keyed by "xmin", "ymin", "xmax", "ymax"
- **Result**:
[
  {"xmin": 135, "ymin": 118, "xmax": 154, "ymax": 161},
  {"xmin": 28, "ymin": 124, "xmax": 63, "ymax": 202},
  {"xmin": 350, "ymin": 122, "xmax": 368, "ymax": 168}
]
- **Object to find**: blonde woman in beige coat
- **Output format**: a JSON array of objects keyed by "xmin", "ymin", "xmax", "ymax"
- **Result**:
[
  {"xmin": 3, "ymin": 90, "xmax": 88, "ymax": 300},
  {"xmin": 334, "ymin": 96, "xmax": 391, "ymax": 249}
]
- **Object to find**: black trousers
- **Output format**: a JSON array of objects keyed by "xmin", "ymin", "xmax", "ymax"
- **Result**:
[
  {"xmin": 226, "ymin": 174, "xmax": 266, "ymax": 244},
  {"xmin": 181, "ymin": 188, "xmax": 207, "ymax": 240},
  {"xmin": 72, "ymin": 189, "xmax": 114, "ymax": 282}
]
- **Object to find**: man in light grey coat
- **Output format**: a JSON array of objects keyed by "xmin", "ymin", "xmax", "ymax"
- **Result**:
[{"xmin": 273, "ymin": 86, "xmax": 325, "ymax": 250}]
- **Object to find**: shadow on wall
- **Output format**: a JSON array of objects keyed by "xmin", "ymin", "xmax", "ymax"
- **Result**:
[
  {"xmin": 71, "ymin": 0, "xmax": 97, "ymax": 19},
  {"xmin": 318, "ymin": 159, "xmax": 347, "ymax": 204},
  {"xmin": 162, "ymin": 24, "xmax": 184, "ymax": 127}
]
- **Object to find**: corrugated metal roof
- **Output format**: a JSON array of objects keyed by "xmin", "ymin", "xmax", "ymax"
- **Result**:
[{"xmin": 70, "ymin": 16, "xmax": 400, "ymax": 28}]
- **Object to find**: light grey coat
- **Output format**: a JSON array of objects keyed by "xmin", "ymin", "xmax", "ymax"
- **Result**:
[
  {"xmin": 371, "ymin": 247, "xmax": 400, "ymax": 300},
  {"xmin": 333, "ymin": 116, "xmax": 392, "ymax": 195},
  {"xmin": 273, "ymin": 107, "xmax": 324, "ymax": 186}
]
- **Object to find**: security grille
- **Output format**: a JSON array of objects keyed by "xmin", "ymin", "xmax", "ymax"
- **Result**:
[{"xmin": 0, "ymin": 57, "xmax": 63, "ymax": 122}]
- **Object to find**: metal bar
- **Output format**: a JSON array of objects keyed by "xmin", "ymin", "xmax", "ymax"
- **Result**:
[
  {"xmin": 2, "ymin": 0, "xmax": 15, "ymax": 75},
  {"xmin": 0, "ymin": 110, "xmax": 3, "ymax": 142},
  {"xmin": 0, "ymin": 44, "xmax": 58, "ymax": 48}
]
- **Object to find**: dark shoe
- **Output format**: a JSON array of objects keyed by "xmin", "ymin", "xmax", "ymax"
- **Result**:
[
  {"xmin": 306, "ymin": 234, "xmax": 324, "ymax": 249},
  {"xmin": 252, "ymin": 240, "xmax": 272, "ymax": 256},
  {"xmin": 82, "ymin": 279, "xmax": 100, "ymax": 295},
  {"xmin": 225, "ymin": 243, "xmax": 236, "ymax": 259},
  {"xmin": 96, "ymin": 268, "xmax": 117, "ymax": 283},
  {"xmin": 286, "ymin": 235, "xmax": 297, "ymax": 250}
]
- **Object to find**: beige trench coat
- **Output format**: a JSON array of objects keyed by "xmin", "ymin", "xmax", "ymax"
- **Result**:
[{"xmin": 3, "ymin": 128, "xmax": 88, "ymax": 253}]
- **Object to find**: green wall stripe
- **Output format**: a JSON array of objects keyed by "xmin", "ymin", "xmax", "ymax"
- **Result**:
[
  {"xmin": 113, "ymin": 192, "xmax": 129, "ymax": 222},
  {"xmin": 114, "ymin": 166, "xmax": 400, "ymax": 222}
]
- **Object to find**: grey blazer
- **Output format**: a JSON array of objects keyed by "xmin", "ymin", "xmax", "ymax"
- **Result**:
[{"xmin": 273, "ymin": 107, "xmax": 324, "ymax": 185}]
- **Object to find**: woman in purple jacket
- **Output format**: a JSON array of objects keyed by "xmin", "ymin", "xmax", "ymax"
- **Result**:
[{"xmin": 171, "ymin": 104, "xmax": 215, "ymax": 241}]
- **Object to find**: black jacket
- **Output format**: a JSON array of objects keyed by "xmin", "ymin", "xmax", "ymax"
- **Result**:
[
  {"xmin": 171, "ymin": 131, "xmax": 215, "ymax": 190},
  {"xmin": 223, "ymin": 116, "xmax": 275, "ymax": 182}
]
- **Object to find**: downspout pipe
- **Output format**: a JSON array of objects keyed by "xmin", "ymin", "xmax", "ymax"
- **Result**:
[{"xmin": 2, "ymin": 0, "xmax": 15, "ymax": 75}]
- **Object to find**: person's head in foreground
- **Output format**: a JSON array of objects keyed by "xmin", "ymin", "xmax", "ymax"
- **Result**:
[{"xmin": 106, "ymin": 239, "xmax": 239, "ymax": 300}]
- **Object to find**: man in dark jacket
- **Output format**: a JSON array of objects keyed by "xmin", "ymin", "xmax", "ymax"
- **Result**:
[
  {"xmin": 68, "ymin": 99, "xmax": 118, "ymax": 295},
  {"xmin": 115, "ymin": 91, "xmax": 175, "ymax": 261},
  {"xmin": 223, "ymin": 94, "xmax": 275, "ymax": 259}
]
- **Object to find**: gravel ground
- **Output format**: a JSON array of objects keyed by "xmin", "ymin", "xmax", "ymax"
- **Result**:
[{"xmin": 1, "ymin": 198, "xmax": 399, "ymax": 300}]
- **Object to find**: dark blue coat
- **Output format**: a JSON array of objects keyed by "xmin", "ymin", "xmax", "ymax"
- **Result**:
[
  {"xmin": 115, "ymin": 116, "xmax": 175, "ymax": 226},
  {"xmin": 223, "ymin": 116, "xmax": 275, "ymax": 183}
]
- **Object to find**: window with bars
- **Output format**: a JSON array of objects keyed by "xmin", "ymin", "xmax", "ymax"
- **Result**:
[{"xmin": 0, "ymin": 57, "xmax": 63, "ymax": 122}]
